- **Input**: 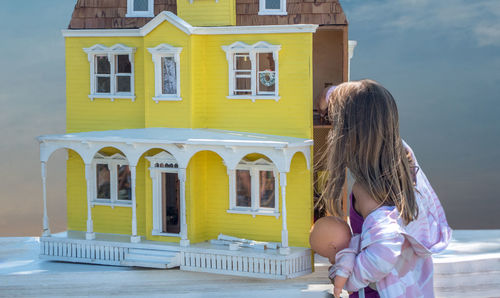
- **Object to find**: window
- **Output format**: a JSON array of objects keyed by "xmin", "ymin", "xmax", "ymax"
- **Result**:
[
  {"xmin": 83, "ymin": 44, "xmax": 136, "ymax": 101},
  {"xmin": 222, "ymin": 41, "xmax": 281, "ymax": 102},
  {"xmin": 126, "ymin": 0, "xmax": 154, "ymax": 17},
  {"xmin": 148, "ymin": 44, "xmax": 183, "ymax": 103},
  {"xmin": 92, "ymin": 153, "xmax": 132, "ymax": 207},
  {"xmin": 228, "ymin": 158, "xmax": 280, "ymax": 217},
  {"xmin": 259, "ymin": 0, "xmax": 287, "ymax": 15}
]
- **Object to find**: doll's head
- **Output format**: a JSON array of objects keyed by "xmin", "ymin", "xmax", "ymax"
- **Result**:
[{"xmin": 309, "ymin": 216, "xmax": 351, "ymax": 264}]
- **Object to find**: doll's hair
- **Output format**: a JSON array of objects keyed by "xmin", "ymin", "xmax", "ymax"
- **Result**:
[{"xmin": 321, "ymin": 79, "xmax": 418, "ymax": 224}]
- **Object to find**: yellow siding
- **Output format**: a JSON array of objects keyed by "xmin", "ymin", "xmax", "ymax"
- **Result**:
[
  {"xmin": 66, "ymin": 148, "xmax": 146, "ymax": 235},
  {"xmin": 143, "ymin": 22, "xmax": 193, "ymax": 128},
  {"xmin": 177, "ymin": 0, "xmax": 235, "ymax": 26},
  {"xmin": 286, "ymin": 152, "xmax": 313, "ymax": 247},
  {"xmin": 65, "ymin": 37, "xmax": 145, "ymax": 133},
  {"xmin": 67, "ymin": 150, "xmax": 87, "ymax": 231},
  {"xmin": 65, "ymin": 17, "xmax": 314, "ymax": 248},
  {"xmin": 194, "ymin": 33, "xmax": 313, "ymax": 139}
]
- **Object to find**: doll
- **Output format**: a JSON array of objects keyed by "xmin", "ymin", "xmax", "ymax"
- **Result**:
[{"xmin": 309, "ymin": 216, "xmax": 352, "ymax": 296}]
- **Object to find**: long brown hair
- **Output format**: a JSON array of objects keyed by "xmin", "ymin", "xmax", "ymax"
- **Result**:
[{"xmin": 321, "ymin": 79, "xmax": 418, "ymax": 224}]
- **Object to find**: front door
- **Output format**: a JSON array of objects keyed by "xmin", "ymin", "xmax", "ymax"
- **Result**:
[{"xmin": 161, "ymin": 172, "xmax": 180, "ymax": 234}]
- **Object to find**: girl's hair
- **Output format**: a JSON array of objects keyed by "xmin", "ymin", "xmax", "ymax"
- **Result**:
[{"xmin": 321, "ymin": 79, "xmax": 418, "ymax": 224}]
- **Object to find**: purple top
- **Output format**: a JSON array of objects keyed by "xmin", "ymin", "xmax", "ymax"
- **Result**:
[{"xmin": 349, "ymin": 192, "xmax": 380, "ymax": 298}]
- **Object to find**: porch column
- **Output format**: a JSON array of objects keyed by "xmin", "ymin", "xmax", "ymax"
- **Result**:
[
  {"xmin": 84, "ymin": 164, "xmax": 95, "ymax": 240},
  {"xmin": 178, "ymin": 168, "xmax": 189, "ymax": 247},
  {"xmin": 130, "ymin": 165, "xmax": 140, "ymax": 243},
  {"xmin": 41, "ymin": 161, "xmax": 50, "ymax": 236},
  {"xmin": 279, "ymin": 172, "xmax": 290, "ymax": 255}
]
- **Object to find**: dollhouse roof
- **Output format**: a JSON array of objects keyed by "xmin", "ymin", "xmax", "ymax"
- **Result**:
[
  {"xmin": 68, "ymin": 0, "xmax": 347, "ymax": 29},
  {"xmin": 38, "ymin": 128, "xmax": 312, "ymax": 148}
]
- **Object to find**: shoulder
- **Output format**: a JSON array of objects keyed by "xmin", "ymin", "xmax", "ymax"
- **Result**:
[{"xmin": 361, "ymin": 207, "xmax": 405, "ymax": 248}]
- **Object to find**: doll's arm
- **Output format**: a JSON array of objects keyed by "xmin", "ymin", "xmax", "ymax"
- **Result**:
[
  {"xmin": 333, "ymin": 276, "xmax": 348, "ymax": 298},
  {"xmin": 339, "ymin": 233, "xmax": 405, "ymax": 292}
]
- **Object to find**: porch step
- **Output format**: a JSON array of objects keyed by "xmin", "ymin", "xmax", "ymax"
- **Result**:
[{"xmin": 121, "ymin": 248, "xmax": 181, "ymax": 269}]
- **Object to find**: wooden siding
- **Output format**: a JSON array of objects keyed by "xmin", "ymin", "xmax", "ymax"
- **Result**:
[
  {"xmin": 69, "ymin": 0, "xmax": 347, "ymax": 29},
  {"xmin": 193, "ymin": 33, "xmax": 313, "ymax": 139},
  {"xmin": 177, "ymin": 0, "xmax": 236, "ymax": 26},
  {"xmin": 64, "ymin": 21, "xmax": 314, "ymax": 247},
  {"xmin": 65, "ymin": 37, "xmax": 145, "ymax": 133},
  {"xmin": 69, "ymin": 0, "xmax": 177, "ymax": 29},
  {"xmin": 236, "ymin": 0, "xmax": 347, "ymax": 26}
]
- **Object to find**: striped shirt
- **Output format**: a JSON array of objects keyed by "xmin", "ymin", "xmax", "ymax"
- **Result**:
[{"xmin": 330, "ymin": 141, "xmax": 452, "ymax": 298}]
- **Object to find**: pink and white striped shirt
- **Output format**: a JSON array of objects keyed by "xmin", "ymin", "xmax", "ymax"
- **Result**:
[{"xmin": 330, "ymin": 141, "xmax": 452, "ymax": 298}]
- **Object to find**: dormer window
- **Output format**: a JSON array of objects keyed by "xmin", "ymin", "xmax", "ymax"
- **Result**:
[
  {"xmin": 258, "ymin": 0, "xmax": 287, "ymax": 15},
  {"xmin": 126, "ymin": 0, "xmax": 154, "ymax": 17}
]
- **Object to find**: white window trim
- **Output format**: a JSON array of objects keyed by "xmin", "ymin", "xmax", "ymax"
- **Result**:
[
  {"xmin": 146, "ymin": 152, "xmax": 181, "ymax": 237},
  {"xmin": 91, "ymin": 153, "xmax": 132, "ymax": 208},
  {"xmin": 222, "ymin": 41, "xmax": 281, "ymax": 102},
  {"xmin": 148, "ymin": 44, "xmax": 183, "ymax": 103},
  {"xmin": 83, "ymin": 44, "xmax": 136, "ymax": 102},
  {"xmin": 126, "ymin": 0, "xmax": 154, "ymax": 17},
  {"xmin": 228, "ymin": 158, "xmax": 280, "ymax": 218},
  {"xmin": 258, "ymin": 0, "xmax": 287, "ymax": 16}
]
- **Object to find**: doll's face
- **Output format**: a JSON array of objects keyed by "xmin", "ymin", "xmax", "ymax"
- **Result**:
[{"xmin": 309, "ymin": 216, "xmax": 352, "ymax": 264}]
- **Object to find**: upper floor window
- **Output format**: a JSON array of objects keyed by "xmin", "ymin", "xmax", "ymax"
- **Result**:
[
  {"xmin": 126, "ymin": 0, "xmax": 154, "ymax": 17},
  {"xmin": 222, "ymin": 41, "xmax": 281, "ymax": 102},
  {"xmin": 83, "ymin": 44, "xmax": 136, "ymax": 101},
  {"xmin": 92, "ymin": 153, "xmax": 132, "ymax": 208},
  {"xmin": 227, "ymin": 158, "xmax": 280, "ymax": 218},
  {"xmin": 258, "ymin": 0, "xmax": 287, "ymax": 15},
  {"xmin": 148, "ymin": 44, "xmax": 183, "ymax": 103}
]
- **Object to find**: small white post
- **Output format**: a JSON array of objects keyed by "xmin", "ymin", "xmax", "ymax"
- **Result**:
[
  {"xmin": 178, "ymin": 168, "xmax": 189, "ymax": 247},
  {"xmin": 227, "ymin": 169, "xmax": 236, "ymax": 210},
  {"xmin": 130, "ymin": 165, "xmax": 140, "ymax": 243},
  {"xmin": 279, "ymin": 172, "xmax": 290, "ymax": 255},
  {"xmin": 41, "ymin": 161, "xmax": 50, "ymax": 236},
  {"xmin": 84, "ymin": 164, "xmax": 95, "ymax": 240},
  {"xmin": 348, "ymin": 40, "xmax": 357, "ymax": 82}
]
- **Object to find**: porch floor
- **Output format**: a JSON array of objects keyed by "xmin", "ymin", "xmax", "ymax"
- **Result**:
[{"xmin": 53, "ymin": 230, "xmax": 309, "ymax": 257}]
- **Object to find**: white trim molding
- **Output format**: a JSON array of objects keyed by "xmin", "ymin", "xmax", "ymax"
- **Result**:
[
  {"xmin": 148, "ymin": 44, "xmax": 183, "ymax": 103},
  {"xmin": 91, "ymin": 152, "xmax": 133, "ymax": 208},
  {"xmin": 222, "ymin": 41, "xmax": 281, "ymax": 101},
  {"xmin": 83, "ymin": 44, "xmax": 136, "ymax": 102},
  {"xmin": 228, "ymin": 158, "xmax": 280, "ymax": 218},
  {"xmin": 259, "ymin": 0, "xmax": 287, "ymax": 16},
  {"xmin": 348, "ymin": 40, "xmax": 358, "ymax": 82},
  {"xmin": 146, "ymin": 151, "xmax": 183, "ymax": 237},
  {"xmin": 126, "ymin": 0, "xmax": 154, "ymax": 17},
  {"xmin": 62, "ymin": 12, "xmax": 318, "ymax": 37}
]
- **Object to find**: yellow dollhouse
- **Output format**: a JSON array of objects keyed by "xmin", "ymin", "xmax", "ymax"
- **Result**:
[{"xmin": 37, "ymin": 0, "xmax": 355, "ymax": 279}]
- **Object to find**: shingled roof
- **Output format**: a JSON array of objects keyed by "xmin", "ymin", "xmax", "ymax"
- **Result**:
[
  {"xmin": 69, "ymin": 0, "xmax": 176, "ymax": 29},
  {"xmin": 236, "ymin": 0, "xmax": 347, "ymax": 26},
  {"xmin": 68, "ymin": 0, "xmax": 346, "ymax": 29}
]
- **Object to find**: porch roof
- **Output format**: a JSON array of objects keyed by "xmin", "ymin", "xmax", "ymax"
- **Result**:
[
  {"xmin": 38, "ymin": 128, "xmax": 313, "ymax": 171},
  {"xmin": 38, "ymin": 127, "xmax": 312, "ymax": 148}
]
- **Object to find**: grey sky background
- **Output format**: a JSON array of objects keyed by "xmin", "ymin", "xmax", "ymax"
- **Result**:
[{"xmin": 0, "ymin": 1, "xmax": 498, "ymax": 236}]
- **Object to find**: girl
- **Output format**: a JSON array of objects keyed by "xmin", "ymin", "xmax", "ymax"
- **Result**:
[{"xmin": 321, "ymin": 80, "xmax": 452, "ymax": 298}]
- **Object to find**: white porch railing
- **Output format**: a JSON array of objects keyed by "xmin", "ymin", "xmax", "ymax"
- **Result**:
[
  {"xmin": 180, "ymin": 246, "xmax": 312, "ymax": 279},
  {"xmin": 39, "ymin": 233, "xmax": 312, "ymax": 279}
]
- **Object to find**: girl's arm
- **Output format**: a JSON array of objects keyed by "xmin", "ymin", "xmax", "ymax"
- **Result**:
[{"xmin": 331, "ymin": 231, "xmax": 405, "ymax": 292}]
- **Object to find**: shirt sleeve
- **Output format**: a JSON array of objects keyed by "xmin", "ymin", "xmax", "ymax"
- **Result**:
[{"xmin": 334, "ymin": 233, "xmax": 405, "ymax": 291}]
